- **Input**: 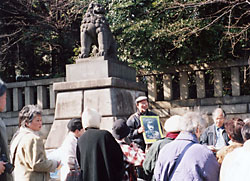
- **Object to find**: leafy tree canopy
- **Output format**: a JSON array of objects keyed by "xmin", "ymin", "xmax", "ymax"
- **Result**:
[
  {"xmin": 107, "ymin": 0, "xmax": 249, "ymax": 71},
  {"xmin": 0, "ymin": 0, "xmax": 249, "ymax": 81}
]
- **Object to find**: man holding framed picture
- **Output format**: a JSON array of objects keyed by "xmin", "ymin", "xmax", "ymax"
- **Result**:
[
  {"xmin": 127, "ymin": 96, "xmax": 157, "ymax": 180},
  {"xmin": 126, "ymin": 96, "xmax": 157, "ymax": 152}
]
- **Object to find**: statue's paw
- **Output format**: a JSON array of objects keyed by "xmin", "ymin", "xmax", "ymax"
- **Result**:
[
  {"xmin": 78, "ymin": 53, "xmax": 88, "ymax": 59},
  {"xmin": 97, "ymin": 51, "xmax": 105, "ymax": 56}
]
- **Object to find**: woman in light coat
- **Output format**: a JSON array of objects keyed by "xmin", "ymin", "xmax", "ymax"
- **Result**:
[{"xmin": 10, "ymin": 105, "xmax": 59, "ymax": 181}]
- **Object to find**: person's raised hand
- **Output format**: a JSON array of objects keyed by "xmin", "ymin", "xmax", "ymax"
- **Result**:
[
  {"xmin": 207, "ymin": 145, "xmax": 217, "ymax": 152},
  {"xmin": 57, "ymin": 161, "xmax": 61, "ymax": 168},
  {"xmin": 138, "ymin": 126, "xmax": 145, "ymax": 134}
]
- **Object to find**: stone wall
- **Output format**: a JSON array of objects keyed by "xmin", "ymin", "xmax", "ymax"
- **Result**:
[
  {"xmin": 139, "ymin": 59, "xmax": 250, "ymax": 125},
  {"xmin": 2, "ymin": 59, "xmax": 250, "ymax": 143},
  {"xmin": 0, "ymin": 78, "xmax": 64, "ymax": 142}
]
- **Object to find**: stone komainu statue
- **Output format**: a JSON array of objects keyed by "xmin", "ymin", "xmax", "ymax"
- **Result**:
[{"xmin": 79, "ymin": 2, "xmax": 117, "ymax": 59}]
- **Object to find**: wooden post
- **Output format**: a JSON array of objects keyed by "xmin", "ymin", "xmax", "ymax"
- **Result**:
[
  {"xmin": 37, "ymin": 86, "xmax": 48, "ymax": 109},
  {"xmin": 13, "ymin": 88, "xmax": 23, "ymax": 111},
  {"xmin": 163, "ymin": 74, "xmax": 173, "ymax": 100},
  {"xmin": 214, "ymin": 69, "xmax": 223, "ymax": 97},
  {"xmin": 49, "ymin": 85, "xmax": 55, "ymax": 109},
  {"xmin": 231, "ymin": 67, "xmax": 240, "ymax": 96},
  {"xmin": 179, "ymin": 72, "xmax": 189, "ymax": 100},
  {"xmin": 25, "ymin": 87, "xmax": 34, "ymax": 105},
  {"xmin": 147, "ymin": 75, "xmax": 157, "ymax": 102},
  {"xmin": 196, "ymin": 71, "xmax": 206, "ymax": 98}
]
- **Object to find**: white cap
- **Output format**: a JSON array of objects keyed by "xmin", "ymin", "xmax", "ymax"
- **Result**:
[
  {"xmin": 135, "ymin": 96, "xmax": 147, "ymax": 104},
  {"xmin": 82, "ymin": 107, "xmax": 101, "ymax": 129},
  {"xmin": 164, "ymin": 115, "xmax": 183, "ymax": 132}
]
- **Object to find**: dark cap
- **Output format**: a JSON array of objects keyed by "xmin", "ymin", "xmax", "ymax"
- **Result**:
[
  {"xmin": 112, "ymin": 119, "xmax": 130, "ymax": 140},
  {"xmin": 0, "ymin": 79, "xmax": 7, "ymax": 97},
  {"xmin": 67, "ymin": 118, "xmax": 83, "ymax": 132}
]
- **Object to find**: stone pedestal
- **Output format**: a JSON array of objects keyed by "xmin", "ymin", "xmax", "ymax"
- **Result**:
[
  {"xmin": 66, "ymin": 56, "xmax": 136, "ymax": 82},
  {"xmin": 45, "ymin": 57, "xmax": 147, "ymax": 149}
]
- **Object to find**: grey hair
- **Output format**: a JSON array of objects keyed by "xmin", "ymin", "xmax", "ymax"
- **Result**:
[
  {"xmin": 180, "ymin": 112, "xmax": 207, "ymax": 134},
  {"xmin": 212, "ymin": 108, "xmax": 226, "ymax": 120},
  {"xmin": 19, "ymin": 105, "xmax": 42, "ymax": 127}
]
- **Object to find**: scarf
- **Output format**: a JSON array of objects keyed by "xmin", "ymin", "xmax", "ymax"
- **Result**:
[{"xmin": 166, "ymin": 132, "xmax": 180, "ymax": 139}]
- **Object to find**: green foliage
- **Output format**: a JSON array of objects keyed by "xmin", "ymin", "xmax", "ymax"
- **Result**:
[
  {"xmin": 107, "ymin": 0, "xmax": 249, "ymax": 71},
  {"xmin": 0, "ymin": 0, "xmax": 249, "ymax": 81}
]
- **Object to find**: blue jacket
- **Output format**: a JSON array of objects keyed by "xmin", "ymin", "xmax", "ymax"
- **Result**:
[{"xmin": 154, "ymin": 132, "xmax": 220, "ymax": 181}]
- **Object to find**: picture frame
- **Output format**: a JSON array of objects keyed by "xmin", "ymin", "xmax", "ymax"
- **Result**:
[{"xmin": 140, "ymin": 116, "xmax": 164, "ymax": 144}]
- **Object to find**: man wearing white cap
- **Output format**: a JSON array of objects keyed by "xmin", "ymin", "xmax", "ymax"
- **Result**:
[
  {"xmin": 143, "ymin": 115, "xmax": 183, "ymax": 181},
  {"xmin": 126, "ymin": 96, "xmax": 157, "ymax": 151},
  {"xmin": 127, "ymin": 96, "xmax": 157, "ymax": 181}
]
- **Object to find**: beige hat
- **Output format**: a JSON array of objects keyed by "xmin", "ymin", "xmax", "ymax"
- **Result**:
[
  {"xmin": 82, "ymin": 107, "xmax": 101, "ymax": 129},
  {"xmin": 135, "ymin": 96, "xmax": 147, "ymax": 104},
  {"xmin": 164, "ymin": 115, "xmax": 183, "ymax": 132}
]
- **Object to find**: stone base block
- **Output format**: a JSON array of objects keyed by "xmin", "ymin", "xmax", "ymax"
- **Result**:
[
  {"xmin": 100, "ymin": 116, "xmax": 128, "ymax": 132},
  {"xmin": 84, "ymin": 88, "xmax": 145, "ymax": 116},
  {"xmin": 66, "ymin": 57, "xmax": 136, "ymax": 82},
  {"xmin": 45, "ymin": 119, "xmax": 70, "ymax": 149},
  {"xmin": 53, "ymin": 77, "xmax": 147, "ymax": 92},
  {"xmin": 55, "ymin": 91, "xmax": 83, "ymax": 119},
  {"xmin": 40, "ymin": 124, "xmax": 52, "ymax": 140}
]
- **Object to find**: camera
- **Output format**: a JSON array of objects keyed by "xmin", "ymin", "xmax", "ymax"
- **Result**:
[{"xmin": 0, "ymin": 154, "xmax": 14, "ymax": 174}]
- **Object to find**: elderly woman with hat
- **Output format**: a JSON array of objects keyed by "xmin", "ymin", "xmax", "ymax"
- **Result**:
[
  {"xmin": 143, "ymin": 115, "xmax": 183, "ymax": 181},
  {"xmin": 10, "ymin": 105, "xmax": 59, "ymax": 181},
  {"xmin": 76, "ymin": 107, "xmax": 124, "ymax": 181}
]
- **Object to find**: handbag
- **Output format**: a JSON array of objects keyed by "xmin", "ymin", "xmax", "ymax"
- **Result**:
[{"xmin": 66, "ymin": 160, "xmax": 82, "ymax": 181}]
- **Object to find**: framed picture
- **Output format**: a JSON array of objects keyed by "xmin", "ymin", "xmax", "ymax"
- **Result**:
[{"xmin": 140, "ymin": 116, "xmax": 164, "ymax": 144}]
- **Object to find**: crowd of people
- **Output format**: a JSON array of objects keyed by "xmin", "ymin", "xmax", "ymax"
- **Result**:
[{"xmin": 1, "ymin": 78, "xmax": 250, "ymax": 181}]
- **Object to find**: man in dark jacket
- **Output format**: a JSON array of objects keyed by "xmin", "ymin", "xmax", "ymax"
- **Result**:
[
  {"xmin": 127, "ymin": 96, "xmax": 157, "ymax": 181},
  {"xmin": 200, "ymin": 108, "xmax": 230, "ymax": 152},
  {"xmin": 126, "ymin": 96, "xmax": 156, "ymax": 152},
  {"xmin": 77, "ymin": 108, "xmax": 124, "ymax": 181},
  {"xmin": 0, "ymin": 78, "xmax": 12, "ymax": 181}
]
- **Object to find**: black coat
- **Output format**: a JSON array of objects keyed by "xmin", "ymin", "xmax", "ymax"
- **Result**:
[{"xmin": 77, "ymin": 128, "xmax": 124, "ymax": 181}]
